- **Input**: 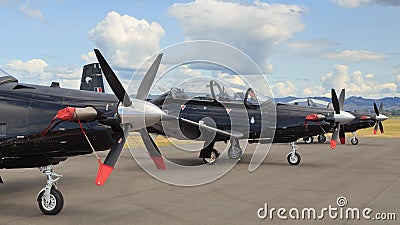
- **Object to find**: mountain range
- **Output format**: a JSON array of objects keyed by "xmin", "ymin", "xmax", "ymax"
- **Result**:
[{"xmin": 275, "ymin": 96, "xmax": 400, "ymax": 115}]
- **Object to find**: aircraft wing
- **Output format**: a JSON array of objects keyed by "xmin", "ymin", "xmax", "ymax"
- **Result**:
[{"xmin": 162, "ymin": 115, "xmax": 243, "ymax": 139}]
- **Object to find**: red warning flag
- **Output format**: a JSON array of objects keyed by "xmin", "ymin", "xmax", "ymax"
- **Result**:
[
  {"xmin": 95, "ymin": 159, "xmax": 114, "ymax": 186},
  {"xmin": 330, "ymin": 140, "xmax": 337, "ymax": 149}
]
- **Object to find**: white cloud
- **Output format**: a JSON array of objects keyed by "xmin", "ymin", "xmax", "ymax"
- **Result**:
[
  {"xmin": 20, "ymin": 4, "xmax": 45, "ymax": 21},
  {"xmin": 330, "ymin": 0, "xmax": 400, "ymax": 8},
  {"xmin": 81, "ymin": 51, "xmax": 97, "ymax": 64},
  {"xmin": 320, "ymin": 64, "xmax": 398, "ymax": 97},
  {"xmin": 365, "ymin": 73, "xmax": 374, "ymax": 78},
  {"xmin": 88, "ymin": 11, "xmax": 165, "ymax": 69},
  {"xmin": 323, "ymin": 50, "xmax": 387, "ymax": 62},
  {"xmin": 302, "ymin": 85, "xmax": 325, "ymax": 96},
  {"xmin": 287, "ymin": 39, "xmax": 337, "ymax": 50},
  {"xmin": 5, "ymin": 58, "xmax": 82, "ymax": 89},
  {"xmin": 272, "ymin": 81, "xmax": 295, "ymax": 97},
  {"xmin": 168, "ymin": 0, "xmax": 306, "ymax": 73},
  {"xmin": 321, "ymin": 64, "xmax": 349, "ymax": 90}
]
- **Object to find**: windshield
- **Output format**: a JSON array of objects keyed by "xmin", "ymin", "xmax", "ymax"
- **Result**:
[{"xmin": 0, "ymin": 68, "xmax": 11, "ymax": 77}]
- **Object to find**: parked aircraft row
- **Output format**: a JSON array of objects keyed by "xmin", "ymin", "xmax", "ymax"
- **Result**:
[{"xmin": 0, "ymin": 50, "xmax": 387, "ymax": 215}]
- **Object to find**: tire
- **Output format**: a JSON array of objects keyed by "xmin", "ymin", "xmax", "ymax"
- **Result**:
[
  {"xmin": 203, "ymin": 149, "xmax": 219, "ymax": 163},
  {"xmin": 351, "ymin": 137, "xmax": 359, "ymax": 145},
  {"xmin": 37, "ymin": 187, "xmax": 64, "ymax": 215},
  {"xmin": 287, "ymin": 152, "xmax": 301, "ymax": 165},
  {"xmin": 304, "ymin": 136, "xmax": 314, "ymax": 144},
  {"xmin": 318, "ymin": 135, "xmax": 326, "ymax": 143}
]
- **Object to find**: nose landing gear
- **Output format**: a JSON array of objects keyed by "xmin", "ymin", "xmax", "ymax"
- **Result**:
[{"xmin": 37, "ymin": 165, "xmax": 64, "ymax": 215}]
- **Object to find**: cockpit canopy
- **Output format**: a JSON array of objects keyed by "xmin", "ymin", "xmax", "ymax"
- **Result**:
[
  {"xmin": 0, "ymin": 69, "xmax": 18, "ymax": 85},
  {"xmin": 156, "ymin": 78, "xmax": 268, "ymax": 107}
]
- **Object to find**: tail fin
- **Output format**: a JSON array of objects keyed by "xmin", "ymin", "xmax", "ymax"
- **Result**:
[{"xmin": 80, "ymin": 63, "xmax": 105, "ymax": 93}]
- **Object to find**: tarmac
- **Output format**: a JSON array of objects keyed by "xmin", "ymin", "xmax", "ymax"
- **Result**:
[{"xmin": 0, "ymin": 137, "xmax": 399, "ymax": 225}]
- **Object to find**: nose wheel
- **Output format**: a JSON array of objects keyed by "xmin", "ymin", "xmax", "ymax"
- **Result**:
[
  {"xmin": 38, "ymin": 187, "xmax": 64, "ymax": 215},
  {"xmin": 287, "ymin": 142, "xmax": 301, "ymax": 165},
  {"xmin": 228, "ymin": 138, "xmax": 242, "ymax": 159},
  {"xmin": 37, "ymin": 165, "xmax": 64, "ymax": 215},
  {"xmin": 351, "ymin": 133, "xmax": 359, "ymax": 145}
]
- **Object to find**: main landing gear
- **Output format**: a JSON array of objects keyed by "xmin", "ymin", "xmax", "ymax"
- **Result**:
[
  {"xmin": 303, "ymin": 136, "xmax": 314, "ymax": 144},
  {"xmin": 287, "ymin": 142, "xmax": 301, "ymax": 165},
  {"xmin": 317, "ymin": 134, "xmax": 327, "ymax": 143},
  {"xmin": 351, "ymin": 132, "xmax": 359, "ymax": 145},
  {"xmin": 37, "ymin": 165, "xmax": 64, "ymax": 215},
  {"xmin": 200, "ymin": 141, "xmax": 220, "ymax": 164},
  {"xmin": 200, "ymin": 138, "xmax": 243, "ymax": 163}
]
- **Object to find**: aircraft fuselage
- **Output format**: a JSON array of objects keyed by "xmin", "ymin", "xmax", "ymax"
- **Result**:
[{"xmin": 0, "ymin": 81, "xmax": 119, "ymax": 169}]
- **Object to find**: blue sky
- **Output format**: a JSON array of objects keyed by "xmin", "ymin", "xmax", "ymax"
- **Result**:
[{"xmin": 0, "ymin": 0, "xmax": 399, "ymax": 98}]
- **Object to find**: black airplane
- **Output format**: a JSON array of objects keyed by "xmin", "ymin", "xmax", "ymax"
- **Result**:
[
  {"xmin": 301, "ymin": 95, "xmax": 388, "ymax": 146},
  {"xmin": 146, "ymin": 81, "xmax": 355, "ymax": 166},
  {"xmin": 0, "ymin": 49, "xmax": 170, "ymax": 215}
]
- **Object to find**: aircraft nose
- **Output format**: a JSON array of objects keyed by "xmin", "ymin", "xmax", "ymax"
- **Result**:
[
  {"xmin": 335, "ymin": 111, "xmax": 355, "ymax": 124},
  {"xmin": 377, "ymin": 114, "xmax": 388, "ymax": 121},
  {"xmin": 118, "ymin": 100, "xmax": 164, "ymax": 130}
]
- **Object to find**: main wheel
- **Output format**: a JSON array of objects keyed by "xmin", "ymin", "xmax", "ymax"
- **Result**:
[
  {"xmin": 303, "ymin": 136, "xmax": 314, "ymax": 144},
  {"xmin": 37, "ymin": 187, "xmax": 64, "ymax": 215},
  {"xmin": 287, "ymin": 152, "xmax": 301, "ymax": 165},
  {"xmin": 203, "ymin": 149, "xmax": 219, "ymax": 164},
  {"xmin": 351, "ymin": 137, "xmax": 359, "ymax": 145},
  {"xmin": 318, "ymin": 135, "xmax": 326, "ymax": 143}
]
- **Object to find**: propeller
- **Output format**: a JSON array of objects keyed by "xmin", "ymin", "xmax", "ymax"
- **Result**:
[
  {"xmin": 373, "ymin": 102, "xmax": 388, "ymax": 135},
  {"xmin": 330, "ymin": 89, "xmax": 355, "ymax": 149},
  {"xmin": 94, "ymin": 49, "xmax": 166, "ymax": 186}
]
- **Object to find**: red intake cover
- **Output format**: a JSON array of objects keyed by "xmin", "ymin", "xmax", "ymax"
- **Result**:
[
  {"xmin": 56, "ymin": 107, "xmax": 76, "ymax": 121},
  {"xmin": 306, "ymin": 114, "xmax": 320, "ymax": 121}
]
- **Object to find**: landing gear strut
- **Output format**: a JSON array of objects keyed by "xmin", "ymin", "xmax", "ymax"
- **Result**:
[
  {"xmin": 351, "ymin": 132, "xmax": 359, "ymax": 145},
  {"xmin": 287, "ymin": 142, "xmax": 301, "ymax": 165},
  {"xmin": 37, "ymin": 165, "xmax": 64, "ymax": 215},
  {"xmin": 228, "ymin": 138, "xmax": 242, "ymax": 159}
]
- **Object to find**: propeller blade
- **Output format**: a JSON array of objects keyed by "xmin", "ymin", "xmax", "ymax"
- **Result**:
[
  {"xmin": 331, "ymin": 122, "xmax": 340, "ymax": 149},
  {"xmin": 139, "ymin": 129, "xmax": 166, "ymax": 170},
  {"xmin": 373, "ymin": 102, "xmax": 379, "ymax": 116},
  {"xmin": 136, "ymin": 54, "xmax": 163, "ymax": 101},
  {"xmin": 94, "ymin": 49, "xmax": 132, "ymax": 107},
  {"xmin": 331, "ymin": 89, "xmax": 340, "ymax": 114},
  {"xmin": 379, "ymin": 121, "xmax": 384, "ymax": 133},
  {"xmin": 339, "ymin": 124, "xmax": 345, "ymax": 144},
  {"xmin": 338, "ymin": 89, "xmax": 345, "ymax": 111},
  {"xmin": 379, "ymin": 102, "xmax": 383, "ymax": 113},
  {"xmin": 95, "ymin": 124, "xmax": 130, "ymax": 186},
  {"xmin": 373, "ymin": 122, "xmax": 379, "ymax": 135}
]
